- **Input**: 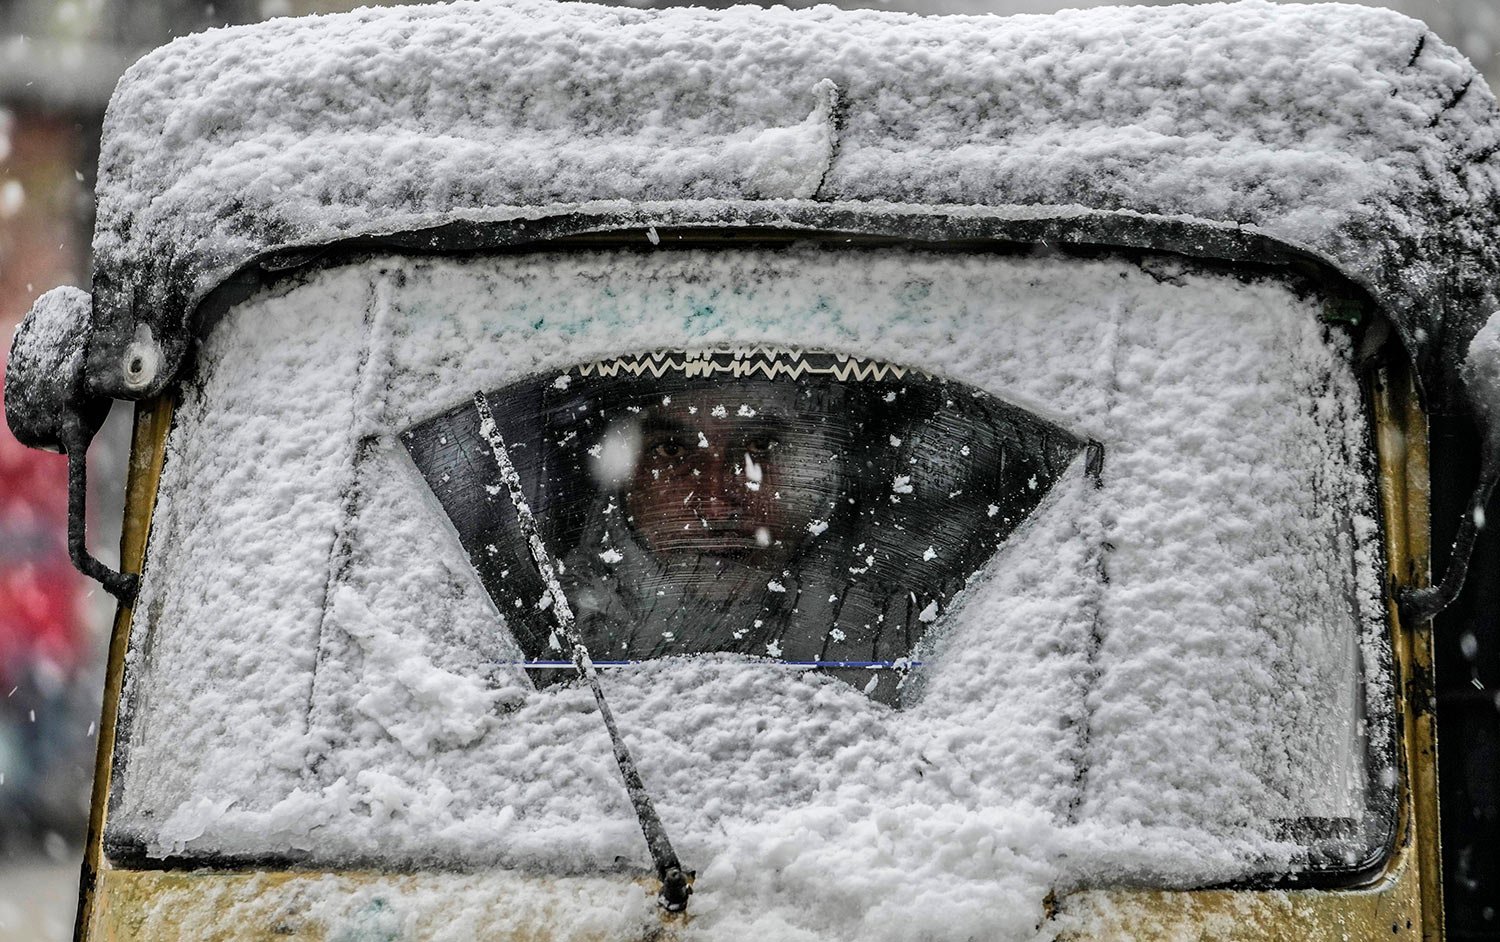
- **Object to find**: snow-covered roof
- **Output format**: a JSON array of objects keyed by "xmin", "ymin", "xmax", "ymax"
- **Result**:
[{"xmin": 84, "ymin": 0, "xmax": 1500, "ymax": 406}]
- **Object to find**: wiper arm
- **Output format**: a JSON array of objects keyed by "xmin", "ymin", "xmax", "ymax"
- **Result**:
[{"xmin": 474, "ymin": 390, "xmax": 693, "ymax": 913}]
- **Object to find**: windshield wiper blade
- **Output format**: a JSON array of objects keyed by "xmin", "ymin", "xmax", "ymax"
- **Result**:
[{"xmin": 473, "ymin": 390, "xmax": 693, "ymax": 912}]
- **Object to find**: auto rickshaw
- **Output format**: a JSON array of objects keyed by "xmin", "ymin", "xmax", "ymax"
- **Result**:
[{"xmin": 7, "ymin": 0, "xmax": 1500, "ymax": 938}]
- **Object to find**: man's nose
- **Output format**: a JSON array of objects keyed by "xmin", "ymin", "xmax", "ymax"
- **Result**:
[{"xmin": 694, "ymin": 451, "xmax": 747, "ymax": 517}]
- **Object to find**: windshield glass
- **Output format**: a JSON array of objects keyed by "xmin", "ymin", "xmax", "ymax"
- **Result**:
[
  {"xmin": 403, "ymin": 350, "xmax": 1087, "ymax": 705},
  {"xmin": 106, "ymin": 245, "xmax": 1393, "ymax": 934}
]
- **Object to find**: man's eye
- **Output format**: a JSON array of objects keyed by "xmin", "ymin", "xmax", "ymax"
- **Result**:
[
  {"xmin": 653, "ymin": 441, "xmax": 685, "ymax": 459},
  {"xmin": 745, "ymin": 437, "xmax": 779, "ymax": 456}
]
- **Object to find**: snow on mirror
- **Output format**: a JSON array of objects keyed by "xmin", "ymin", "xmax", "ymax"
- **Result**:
[
  {"xmin": 402, "ymin": 349, "xmax": 1086, "ymax": 705},
  {"xmin": 108, "ymin": 247, "xmax": 1392, "ymax": 936}
]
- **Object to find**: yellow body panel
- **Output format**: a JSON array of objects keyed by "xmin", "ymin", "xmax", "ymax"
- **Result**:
[
  {"xmin": 86, "ymin": 869, "xmax": 677, "ymax": 942},
  {"xmin": 78, "ymin": 356, "xmax": 1442, "ymax": 941},
  {"xmin": 1062, "ymin": 851, "xmax": 1423, "ymax": 941},
  {"xmin": 84, "ymin": 851, "xmax": 1426, "ymax": 942}
]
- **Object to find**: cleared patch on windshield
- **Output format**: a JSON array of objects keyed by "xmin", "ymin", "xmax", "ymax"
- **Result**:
[{"xmin": 402, "ymin": 349, "xmax": 1089, "ymax": 704}]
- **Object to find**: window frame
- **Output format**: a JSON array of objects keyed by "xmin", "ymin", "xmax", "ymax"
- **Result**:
[{"xmin": 91, "ymin": 233, "xmax": 1402, "ymax": 893}]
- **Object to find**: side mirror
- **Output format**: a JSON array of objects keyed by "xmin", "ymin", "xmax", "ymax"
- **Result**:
[
  {"xmin": 1402, "ymin": 312, "xmax": 1500, "ymax": 622},
  {"xmin": 5, "ymin": 287, "xmax": 138, "ymax": 601}
]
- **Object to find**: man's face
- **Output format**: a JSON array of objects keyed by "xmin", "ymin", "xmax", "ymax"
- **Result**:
[{"xmin": 621, "ymin": 385, "xmax": 846, "ymax": 569}]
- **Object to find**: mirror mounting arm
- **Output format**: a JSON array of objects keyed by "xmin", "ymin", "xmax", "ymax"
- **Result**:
[
  {"xmin": 1402, "ymin": 310, "xmax": 1500, "ymax": 624},
  {"xmin": 1400, "ymin": 449, "xmax": 1498, "ymax": 624},
  {"xmin": 5, "ymin": 286, "xmax": 139, "ymax": 604},
  {"xmin": 62, "ymin": 423, "xmax": 139, "ymax": 603}
]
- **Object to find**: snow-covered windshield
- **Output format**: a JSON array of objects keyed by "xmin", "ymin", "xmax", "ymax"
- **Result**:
[
  {"xmin": 402, "ymin": 350, "xmax": 1087, "ymax": 705},
  {"xmin": 107, "ymin": 245, "xmax": 1392, "ymax": 931}
]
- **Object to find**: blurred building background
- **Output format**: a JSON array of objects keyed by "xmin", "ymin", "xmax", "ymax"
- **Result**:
[{"xmin": 0, "ymin": 0, "xmax": 1497, "ymax": 938}]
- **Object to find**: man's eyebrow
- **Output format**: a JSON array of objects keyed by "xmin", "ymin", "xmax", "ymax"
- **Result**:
[
  {"xmin": 733, "ymin": 415, "xmax": 791, "ymax": 435},
  {"xmin": 640, "ymin": 415, "xmax": 689, "ymax": 436}
]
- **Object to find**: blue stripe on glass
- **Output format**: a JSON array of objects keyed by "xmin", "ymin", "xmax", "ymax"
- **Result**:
[{"xmin": 506, "ymin": 660, "xmax": 922, "ymax": 669}]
